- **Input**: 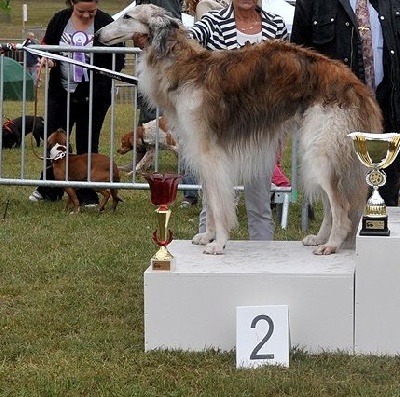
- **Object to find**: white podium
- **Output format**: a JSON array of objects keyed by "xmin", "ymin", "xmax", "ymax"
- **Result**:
[
  {"xmin": 144, "ymin": 208, "xmax": 400, "ymax": 355},
  {"xmin": 144, "ymin": 241, "xmax": 355, "ymax": 353},
  {"xmin": 355, "ymin": 207, "xmax": 400, "ymax": 355}
]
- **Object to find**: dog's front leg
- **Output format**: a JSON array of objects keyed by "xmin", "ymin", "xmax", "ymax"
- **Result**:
[
  {"xmin": 192, "ymin": 189, "xmax": 229, "ymax": 255},
  {"xmin": 65, "ymin": 187, "xmax": 80, "ymax": 214},
  {"xmin": 203, "ymin": 172, "xmax": 236, "ymax": 254},
  {"xmin": 192, "ymin": 189, "xmax": 217, "ymax": 246},
  {"xmin": 192, "ymin": 200, "xmax": 216, "ymax": 246}
]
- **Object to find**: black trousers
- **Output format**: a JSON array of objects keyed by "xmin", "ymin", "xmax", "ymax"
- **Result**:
[
  {"xmin": 379, "ymin": 155, "xmax": 400, "ymax": 206},
  {"xmin": 137, "ymin": 92, "xmax": 157, "ymax": 125}
]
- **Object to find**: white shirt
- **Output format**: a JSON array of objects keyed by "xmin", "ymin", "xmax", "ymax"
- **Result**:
[{"xmin": 237, "ymin": 31, "xmax": 263, "ymax": 46}]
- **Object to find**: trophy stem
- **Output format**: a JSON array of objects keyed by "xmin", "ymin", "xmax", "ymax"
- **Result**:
[
  {"xmin": 151, "ymin": 206, "xmax": 175, "ymax": 271},
  {"xmin": 155, "ymin": 206, "xmax": 171, "ymax": 245}
]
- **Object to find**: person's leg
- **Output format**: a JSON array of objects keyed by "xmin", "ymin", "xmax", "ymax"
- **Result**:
[
  {"xmin": 73, "ymin": 93, "xmax": 99, "ymax": 205},
  {"xmin": 30, "ymin": 88, "xmax": 68, "ymax": 202},
  {"xmin": 181, "ymin": 171, "xmax": 199, "ymax": 207},
  {"xmin": 33, "ymin": 165, "xmax": 64, "ymax": 202},
  {"xmin": 244, "ymin": 174, "xmax": 275, "ymax": 241},
  {"xmin": 180, "ymin": 159, "xmax": 199, "ymax": 207},
  {"xmin": 272, "ymin": 144, "xmax": 291, "ymax": 187},
  {"xmin": 137, "ymin": 92, "xmax": 157, "ymax": 126}
]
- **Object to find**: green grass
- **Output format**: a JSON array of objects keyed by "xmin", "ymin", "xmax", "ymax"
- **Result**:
[
  {"xmin": 2, "ymin": 2, "xmax": 400, "ymax": 396},
  {"xmin": 2, "ymin": 117, "xmax": 400, "ymax": 397}
]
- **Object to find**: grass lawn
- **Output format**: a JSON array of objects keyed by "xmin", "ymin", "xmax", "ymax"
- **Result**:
[{"xmin": 2, "ymin": 1, "xmax": 400, "ymax": 396}]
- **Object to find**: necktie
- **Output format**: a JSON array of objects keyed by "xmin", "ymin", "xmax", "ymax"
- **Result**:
[{"xmin": 355, "ymin": 0, "xmax": 375, "ymax": 91}]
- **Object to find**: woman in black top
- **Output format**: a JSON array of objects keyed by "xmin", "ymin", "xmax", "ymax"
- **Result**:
[{"xmin": 29, "ymin": 0, "xmax": 125, "ymax": 204}]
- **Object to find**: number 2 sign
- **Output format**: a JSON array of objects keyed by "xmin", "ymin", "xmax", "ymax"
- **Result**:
[{"xmin": 236, "ymin": 305, "xmax": 289, "ymax": 368}]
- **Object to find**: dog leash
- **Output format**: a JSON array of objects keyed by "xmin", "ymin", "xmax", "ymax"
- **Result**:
[{"xmin": 18, "ymin": 45, "xmax": 138, "ymax": 85}]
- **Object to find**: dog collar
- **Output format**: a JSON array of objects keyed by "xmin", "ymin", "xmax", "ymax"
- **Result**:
[{"xmin": 2, "ymin": 119, "xmax": 16, "ymax": 134}]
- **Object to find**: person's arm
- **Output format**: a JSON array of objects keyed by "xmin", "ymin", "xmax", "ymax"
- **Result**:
[
  {"xmin": 190, "ymin": 12, "xmax": 218, "ymax": 46},
  {"xmin": 290, "ymin": 0, "xmax": 313, "ymax": 46},
  {"xmin": 195, "ymin": 0, "xmax": 223, "ymax": 20},
  {"xmin": 41, "ymin": 12, "xmax": 61, "ymax": 46},
  {"xmin": 270, "ymin": 14, "xmax": 288, "ymax": 41}
]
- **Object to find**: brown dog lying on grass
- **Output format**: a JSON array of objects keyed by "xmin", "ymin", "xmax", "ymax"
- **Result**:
[
  {"xmin": 47, "ymin": 129, "xmax": 123, "ymax": 214},
  {"xmin": 117, "ymin": 116, "xmax": 178, "ymax": 173}
]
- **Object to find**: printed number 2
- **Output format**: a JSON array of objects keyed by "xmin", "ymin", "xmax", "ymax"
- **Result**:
[{"xmin": 249, "ymin": 314, "xmax": 275, "ymax": 360}]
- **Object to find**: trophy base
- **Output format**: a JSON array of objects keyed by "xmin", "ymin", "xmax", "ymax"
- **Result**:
[
  {"xmin": 151, "ymin": 258, "xmax": 175, "ymax": 271},
  {"xmin": 359, "ymin": 216, "xmax": 390, "ymax": 236},
  {"xmin": 151, "ymin": 246, "xmax": 175, "ymax": 271}
]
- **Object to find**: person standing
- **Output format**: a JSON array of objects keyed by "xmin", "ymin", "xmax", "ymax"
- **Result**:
[
  {"xmin": 29, "ymin": 0, "xmax": 125, "ymax": 204},
  {"xmin": 135, "ymin": 0, "xmax": 182, "ymax": 19},
  {"xmin": 291, "ymin": 0, "xmax": 400, "ymax": 206},
  {"xmin": 22, "ymin": 32, "xmax": 40, "ymax": 86},
  {"xmin": 190, "ymin": 0, "xmax": 288, "ymax": 240}
]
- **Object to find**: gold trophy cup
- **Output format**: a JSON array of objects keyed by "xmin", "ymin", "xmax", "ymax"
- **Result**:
[
  {"xmin": 143, "ymin": 172, "xmax": 182, "ymax": 271},
  {"xmin": 348, "ymin": 132, "xmax": 400, "ymax": 236}
]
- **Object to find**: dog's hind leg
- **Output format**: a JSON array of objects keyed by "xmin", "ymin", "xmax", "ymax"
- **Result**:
[
  {"xmin": 342, "ymin": 205, "xmax": 363, "ymax": 249},
  {"xmin": 314, "ymin": 186, "xmax": 352, "ymax": 255},
  {"xmin": 98, "ymin": 190, "xmax": 111, "ymax": 212},
  {"xmin": 110, "ymin": 189, "xmax": 123, "ymax": 211},
  {"xmin": 302, "ymin": 191, "xmax": 332, "ymax": 247}
]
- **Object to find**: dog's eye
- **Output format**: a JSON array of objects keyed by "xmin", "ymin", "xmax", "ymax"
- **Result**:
[{"xmin": 123, "ymin": 14, "xmax": 132, "ymax": 19}]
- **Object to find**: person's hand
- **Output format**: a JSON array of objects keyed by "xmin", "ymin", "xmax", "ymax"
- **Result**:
[
  {"xmin": 0, "ymin": 43, "xmax": 16, "ymax": 54},
  {"xmin": 38, "ymin": 57, "xmax": 56, "ymax": 69},
  {"xmin": 133, "ymin": 33, "xmax": 149, "ymax": 49}
]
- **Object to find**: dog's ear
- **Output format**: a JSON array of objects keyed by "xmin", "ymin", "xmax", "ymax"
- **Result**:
[
  {"xmin": 55, "ymin": 128, "xmax": 67, "ymax": 135},
  {"xmin": 146, "ymin": 7, "xmax": 182, "ymax": 58}
]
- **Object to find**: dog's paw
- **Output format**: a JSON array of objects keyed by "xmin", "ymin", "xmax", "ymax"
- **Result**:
[
  {"xmin": 302, "ymin": 234, "xmax": 324, "ymax": 246},
  {"xmin": 313, "ymin": 245, "xmax": 337, "ymax": 255},
  {"xmin": 193, "ymin": 232, "xmax": 215, "ymax": 245},
  {"xmin": 204, "ymin": 241, "xmax": 225, "ymax": 255}
]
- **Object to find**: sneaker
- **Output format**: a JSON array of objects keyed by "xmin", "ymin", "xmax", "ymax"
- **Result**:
[
  {"xmin": 180, "ymin": 198, "xmax": 198, "ymax": 208},
  {"xmin": 29, "ymin": 190, "xmax": 43, "ymax": 202},
  {"xmin": 81, "ymin": 202, "xmax": 98, "ymax": 208},
  {"xmin": 84, "ymin": 203, "xmax": 98, "ymax": 208}
]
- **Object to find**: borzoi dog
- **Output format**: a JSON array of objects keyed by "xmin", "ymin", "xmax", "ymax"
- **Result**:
[{"xmin": 97, "ymin": 4, "xmax": 383, "ymax": 255}]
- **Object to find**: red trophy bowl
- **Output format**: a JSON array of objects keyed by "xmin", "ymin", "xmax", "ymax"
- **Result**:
[{"xmin": 143, "ymin": 172, "xmax": 182, "ymax": 271}]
